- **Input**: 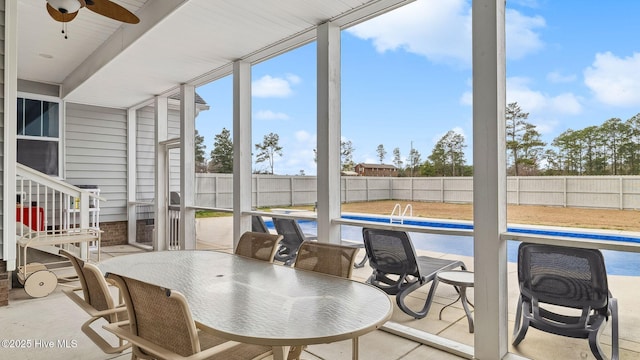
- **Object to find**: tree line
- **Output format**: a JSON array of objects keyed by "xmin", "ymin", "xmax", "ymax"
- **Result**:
[
  {"xmin": 196, "ymin": 102, "xmax": 640, "ymax": 176},
  {"xmin": 196, "ymin": 128, "xmax": 283, "ymax": 174}
]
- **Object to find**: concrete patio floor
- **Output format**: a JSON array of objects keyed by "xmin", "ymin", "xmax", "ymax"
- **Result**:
[{"xmin": 1, "ymin": 216, "xmax": 638, "ymax": 359}]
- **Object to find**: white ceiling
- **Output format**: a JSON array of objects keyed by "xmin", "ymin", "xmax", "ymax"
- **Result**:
[{"xmin": 17, "ymin": 0, "xmax": 413, "ymax": 109}]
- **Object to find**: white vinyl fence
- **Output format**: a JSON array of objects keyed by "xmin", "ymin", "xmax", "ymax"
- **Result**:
[{"xmin": 194, "ymin": 174, "xmax": 640, "ymax": 211}]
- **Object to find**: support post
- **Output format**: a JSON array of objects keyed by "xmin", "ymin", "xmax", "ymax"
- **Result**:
[
  {"xmin": 316, "ymin": 22, "xmax": 341, "ymax": 244},
  {"xmin": 180, "ymin": 84, "xmax": 196, "ymax": 249},
  {"xmin": 154, "ymin": 96, "xmax": 169, "ymax": 251},
  {"xmin": 3, "ymin": 0, "xmax": 18, "ymax": 270},
  {"xmin": 127, "ymin": 107, "xmax": 138, "ymax": 246},
  {"xmin": 472, "ymin": 0, "xmax": 507, "ymax": 358},
  {"xmin": 233, "ymin": 61, "xmax": 252, "ymax": 249}
]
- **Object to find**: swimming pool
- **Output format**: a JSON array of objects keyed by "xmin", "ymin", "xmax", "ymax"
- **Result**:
[{"xmin": 265, "ymin": 215, "xmax": 640, "ymax": 276}]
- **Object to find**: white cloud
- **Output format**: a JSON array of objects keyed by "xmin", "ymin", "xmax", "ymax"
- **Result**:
[
  {"xmin": 286, "ymin": 74, "xmax": 301, "ymax": 85},
  {"xmin": 547, "ymin": 71, "xmax": 577, "ymax": 83},
  {"xmin": 254, "ymin": 110, "xmax": 289, "ymax": 120},
  {"xmin": 459, "ymin": 91, "xmax": 472, "ymax": 106},
  {"xmin": 347, "ymin": 0, "xmax": 471, "ymax": 66},
  {"xmin": 507, "ymin": 77, "xmax": 581, "ymax": 114},
  {"xmin": 295, "ymin": 130, "xmax": 312, "ymax": 142},
  {"xmin": 584, "ymin": 52, "xmax": 640, "ymax": 107},
  {"xmin": 509, "ymin": 0, "xmax": 540, "ymax": 7},
  {"xmin": 505, "ymin": 9, "xmax": 545, "ymax": 59},
  {"xmin": 459, "ymin": 78, "xmax": 582, "ymax": 125},
  {"xmin": 346, "ymin": 0, "xmax": 544, "ymax": 66},
  {"xmin": 506, "ymin": 77, "xmax": 582, "ymax": 135},
  {"xmin": 548, "ymin": 93, "xmax": 582, "ymax": 115},
  {"xmin": 252, "ymin": 74, "xmax": 299, "ymax": 98},
  {"xmin": 431, "ymin": 126, "xmax": 466, "ymax": 145},
  {"xmin": 279, "ymin": 132, "xmax": 317, "ymax": 175}
]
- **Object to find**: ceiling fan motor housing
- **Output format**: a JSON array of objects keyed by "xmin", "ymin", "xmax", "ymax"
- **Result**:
[{"xmin": 47, "ymin": 0, "xmax": 83, "ymax": 14}]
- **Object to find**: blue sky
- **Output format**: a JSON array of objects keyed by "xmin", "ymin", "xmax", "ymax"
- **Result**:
[{"xmin": 196, "ymin": 0, "xmax": 640, "ymax": 175}]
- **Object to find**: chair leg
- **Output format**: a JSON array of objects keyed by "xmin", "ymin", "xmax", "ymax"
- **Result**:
[
  {"xmin": 512, "ymin": 297, "xmax": 529, "ymax": 346},
  {"xmin": 287, "ymin": 345, "xmax": 305, "ymax": 360},
  {"xmin": 588, "ymin": 297, "xmax": 619, "ymax": 360},
  {"xmin": 81, "ymin": 317, "xmax": 130, "ymax": 354},
  {"xmin": 396, "ymin": 279, "xmax": 438, "ymax": 319},
  {"xmin": 588, "ymin": 332, "xmax": 607, "ymax": 360},
  {"xmin": 610, "ymin": 298, "xmax": 619, "ymax": 360},
  {"xmin": 353, "ymin": 256, "xmax": 367, "ymax": 269}
]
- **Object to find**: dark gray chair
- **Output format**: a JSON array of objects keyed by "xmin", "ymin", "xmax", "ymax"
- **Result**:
[
  {"xmin": 513, "ymin": 243, "xmax": 619, "ymax": 360},
  {"xmin": 272, "ymin": 217, "xmax": 310, "ymax": 266},
  {"xmin": 272, "ymin": 217, "xmax": 366, "ymax": 268},
  {"xmin": 362, "ymin": 228, "xmax": 466, "ymax": 319},
  {"xmin": 251, "ymin": 215, "xmax": 269, "ymax": 234}
]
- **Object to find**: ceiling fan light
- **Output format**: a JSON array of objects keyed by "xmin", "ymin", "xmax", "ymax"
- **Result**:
[{"xmin": 48, "ymin": 0, "xmax": 81, "ymax": 14}]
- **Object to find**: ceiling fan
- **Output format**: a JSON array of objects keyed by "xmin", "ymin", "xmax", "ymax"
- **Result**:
[{"xmin": 46, "ymin": 0, "xmax": 140, "ymax": 25}]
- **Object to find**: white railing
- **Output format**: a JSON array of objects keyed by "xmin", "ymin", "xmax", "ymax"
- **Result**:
[
  {"xmin": 16, "ymin": 163, "xmax": 105, "ymax": 258},
  {"xmin": 168, "ymin": 205, "xmax": 180, "ymax": 250},
  {"xmin": 390, "ymin": 203, "xmax": 412, "ymax": 224}
]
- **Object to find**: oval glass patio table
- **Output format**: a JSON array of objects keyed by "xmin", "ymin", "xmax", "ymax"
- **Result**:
[{"xmin": 98, "ymin": 250, "xmax": 393, "ymax": 360}]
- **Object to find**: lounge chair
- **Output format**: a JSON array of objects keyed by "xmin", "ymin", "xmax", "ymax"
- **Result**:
[
  {"xmin": 362, "ymin": 228, "xmax": 466, "ymax": 319},
  {"xmin": 234, "ymin": 231, "xmax": 283, "ymax": 263},
  {"xmin": 251, "ymin": 215, "xmax": 270, "ymax": 234},
  {"xmin": 273, "ymin": 217, "xmax": 366, "ymax": 268},
  {"xmin": 104, "ymin": 273, "xmax": 272, "ymax": 360},
  {"xmin": 59, "ymin": 249, "xmax": 130, "ymax": 354},
  {"xmin": 272, "ymin": 217, "xmax": 312, "ymax": 266},
  {"xmin": 512, "ymin": 243, "xmax": 619, "ymax": 360}
]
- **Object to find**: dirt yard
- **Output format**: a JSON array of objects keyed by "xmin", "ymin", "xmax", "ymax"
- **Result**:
[{"xmin": 335, "ymin": 200, "xmax": 640, "ymax": 232}]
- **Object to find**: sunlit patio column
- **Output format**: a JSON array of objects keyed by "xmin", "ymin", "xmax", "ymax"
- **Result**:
[
  {"xmin": 126, "ymin": 107, "xmax": 138, "ymax": 246},
  {"xmin": 233, "ymin": 61, "xmax": 252, "ymax": 248},
  {"xmin": 180, "ymin": 84, "xmax": 197, "ymax": 249},
  {"xmin": 3, "ymin": 0, "xmax": 18, "ymax": 270},
  {"xmin": 472, "ymin": 0, "xmax": 507, "ymax": 359},
  {"xmin": 316, "ymin": 22, "xmax": 341, "ymax": 244},
  {"xmin": 154, "ymin": 95, "xmax": 169, "ymax": 251}
]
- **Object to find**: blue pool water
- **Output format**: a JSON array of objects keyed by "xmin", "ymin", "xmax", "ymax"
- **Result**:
[{"xmin": 265, "ymin": 216, "xmax": 640, "ymax": 276}]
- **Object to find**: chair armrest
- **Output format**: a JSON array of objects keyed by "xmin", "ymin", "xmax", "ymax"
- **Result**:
[
  {"xmin": 63, "ymin": 288, "xmax": 127, "ymax": 318},
  {"xmin": 104, "ymin": 323, "xmax": 244, "ymax": 360},
  {"xmin": 104, "ymin": 322, "xmax": 182, "ymax": 360}
]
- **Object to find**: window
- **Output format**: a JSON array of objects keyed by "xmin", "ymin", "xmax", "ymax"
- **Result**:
[{"xmin": 17, "ymin": 95, "xmax": 61, "ymax": 176}]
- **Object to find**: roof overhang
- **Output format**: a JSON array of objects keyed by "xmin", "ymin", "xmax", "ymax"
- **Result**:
[{"xmin": 18, "ymin": 0, "xmax": 415, "ymax": 109}]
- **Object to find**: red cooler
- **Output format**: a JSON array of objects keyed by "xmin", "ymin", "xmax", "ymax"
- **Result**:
[{"xmin": 16, "ymin": 206, "xmax": 45, "ymax": 231}]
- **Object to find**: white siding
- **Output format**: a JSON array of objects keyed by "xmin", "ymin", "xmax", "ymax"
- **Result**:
[
  {"xmin": 135, "ymin": 106, "xmax": 181, "ymax": 203},
  {"xmin": 135, "ymin": 107, "xmax": 155, "ymax": 203},
  {"xmin": 0, "ymin": 0, "xmax": 5, "ymax": 257},
  {"xmin": 65, "ymin": 103, "xmax": 127, "ymax": 222}
]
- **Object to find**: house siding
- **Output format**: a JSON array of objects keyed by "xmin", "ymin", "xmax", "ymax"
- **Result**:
[
  {"xmin": 135, "ymin": 107, "xmax": 155, "ymax": 203},
  {"xmin": 135, "ymin": 106, "xmax": 181, "ymax": 204},
  {"xmin": 1, "ymin": 0, "xmax": 8, "ymax": 305},
  {"xmin": 65, "ymin": 103, "xmax": 128, "ymax": 223}
]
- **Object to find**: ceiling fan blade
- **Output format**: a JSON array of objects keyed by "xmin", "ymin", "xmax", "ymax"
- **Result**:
[
  {"xmin": 85, "ymin": 0, "xmax": 140, "ymax": 24},
  {"xmin": 46, "ymin": 3, "xmax": 79, "ymax": 23}
]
